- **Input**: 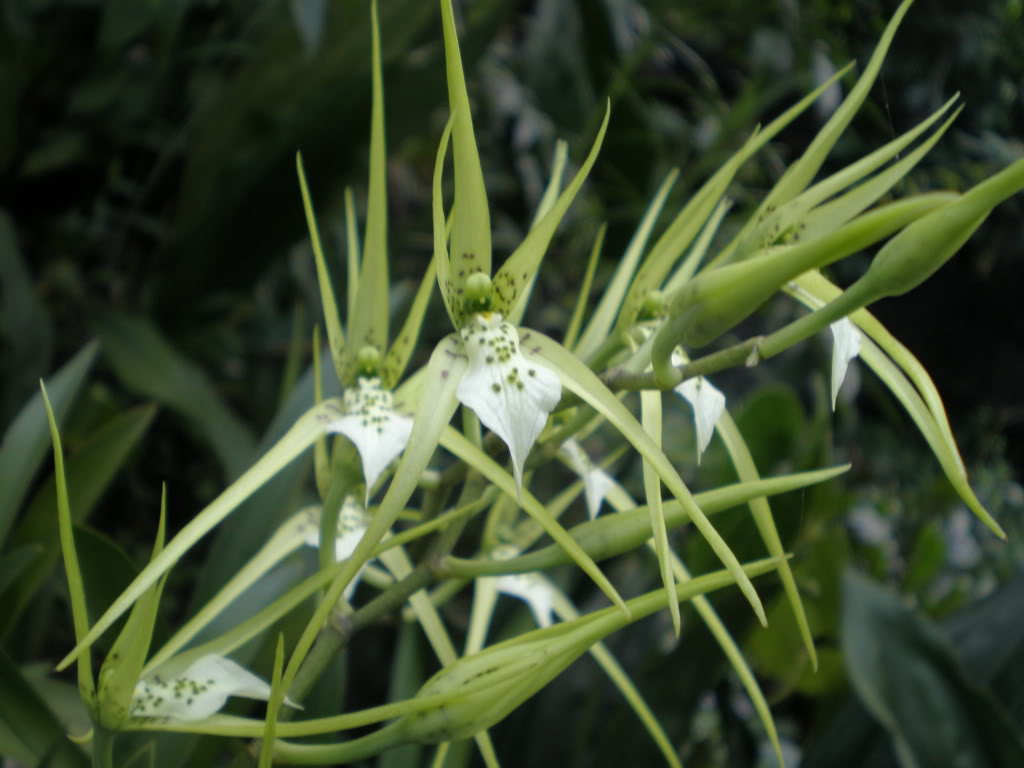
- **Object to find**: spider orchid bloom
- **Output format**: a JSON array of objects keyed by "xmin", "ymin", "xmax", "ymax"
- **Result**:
[
  {"xmin": 559, "ymin": 439, "xmax": 616, "ymax": 520},
  {"xmin": 296, "ymin": 0, "xmax": 433, "ymax": 496},
  {"xmin": 131, "ymin": 654, "xmax": 300, "ymax": 722},
  {"xmin": 430, "ymin": 0, "xmax": 610, "ymax": 490},
  {"xmin": 325, "ymin": 376, "xmax": 413, "ymax": 493},
  {"xmin": 830, "ymin": 316, "xmax": 862, "ymax": 410},
  {"xmin": 456, "ymin": 310, "xmax": 561, "ymax": 488}
]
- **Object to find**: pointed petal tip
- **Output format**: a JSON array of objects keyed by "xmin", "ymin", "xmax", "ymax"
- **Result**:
[{"xmin": 456, "ymin": 315, "xmax": 561, "ymax": 483}]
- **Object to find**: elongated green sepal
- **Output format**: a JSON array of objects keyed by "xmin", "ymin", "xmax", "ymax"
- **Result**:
[
  {"xmin": 575, "ymin": 168, "xmax": 678, "ymax": 359},
  {"xmin": 627, "ymin": 61, "xmax": 855, "ymax": 315},
  {"xmin": 494, "ymin": 101, "xmax": 611, "ymax": 321},
  {"xmin": 432, "ymin": 116, "xmax": 458, "ymax": 326},
  {"xmin": 715, "ymin": 411, "xmax": 817, "ymax": 669},
  {"xmin": 97, "ymin": 486, "xmax": 168, "ymax": 727},
  {"xmin": 789, "ymin": 271, "xmax": 1006, "ymax": 538},
  {"xmin": 382, "ymin": 260, "xmax": 436, "ymax": 388},
  {"xmin": 42, "ymin": 381, "xmax": 94, "ymax": 701},
  {"xmin": 723, "ymin": 0, "xmax": 916, "ymax": 263},
  {"xmin": 441, "ymin": 0, "xmax": 491, "ymax": 299},
  {"xmin": 297, "ymin": 154, "xmax": 345, "ymax": 383},
  {"xmin": 640, "ymin": 389, "xmax": 680, "ymax": 635},
  {"xmin": 344, "ymin": 0, "xmax": 391, "ymax": 381}
]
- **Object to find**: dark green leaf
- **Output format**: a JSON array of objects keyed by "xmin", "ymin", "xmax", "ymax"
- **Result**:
[
  {"xmin": 0, "ymin": 342, "xmax": 98, "ymax": 547},
  {"xmin": 1, "ymin": 405, "xmax": 156, "ymax": 634},
  {"xmin": 841, "ymin": 569, "xmax": 1024, "ymax": 767},
  {"xmin": 93, "ymin": 311, "xmax": 255, "ymax": 478},
  {"xmin": 0, "ymin": 650, "xmax": 90, "ymax": 768}
]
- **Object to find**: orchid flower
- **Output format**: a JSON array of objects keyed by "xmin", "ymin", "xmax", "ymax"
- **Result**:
[
  {"xmin": 558, "ymin": 439, "xmax": 616, "ymax": 520},
  {"xmin": 296, "ymin": 0, "xmax": 433, "ymax": 498},
  {"xmin": 378, "ymin": 0, "xmax": 767, "ymax": 625},
  {"xmin": 830, "ymin": 316, "xmax": 862, "ymax": 410},
  {"xmin": 132, "ymin": 654, "xmax": 299, "ymax": 722},
  {"xmin": 670, "ymin": 349, "xmax": 726, "ymax": 464}
]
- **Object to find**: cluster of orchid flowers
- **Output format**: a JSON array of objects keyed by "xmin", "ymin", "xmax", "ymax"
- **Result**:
[{"xmin": 43, "ymin": 0, "xmax": 1024, "ymax": 765}]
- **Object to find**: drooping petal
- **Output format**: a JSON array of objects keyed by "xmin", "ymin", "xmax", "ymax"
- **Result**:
[
  {"xmin": 327, "ymin": 376, "xmax": 413, "ymax": 492},
  {"xmin": 559, "ymin": 439, "xmax": 615, "ymax": 520},
  {"xmin": 489, "ymin": 545, "xmax": 555, "ymax": 628},
  {"xmin": 670, "ymin": 348, "xmax": 725, "ymax": 463},
  {"xmin": 830, "ymin": 317, "xmax": 862, "ymax": 410},
  {"xmin": 456, "ymin": 314, "xmax": 561, "ymax": 489},
  {"xmin": 299, "ymin": 499, "xmax": 373, "ymax": 600},
  {"xmin": 675, "ymin": 377, "xmax": 725, "ymax": 463},
  {"xmin": 131, "ymin": 655, "xmax": 297, "ymax": 722}
]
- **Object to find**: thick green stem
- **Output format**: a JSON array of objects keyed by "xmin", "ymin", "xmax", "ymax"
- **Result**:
[{"xmin": 92, "ymin": 727, "xmax": 116, "ymax": 768}]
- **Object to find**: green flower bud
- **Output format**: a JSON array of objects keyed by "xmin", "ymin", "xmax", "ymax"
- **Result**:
[
  {"xmin": 664, "ymin": 194, "xmax": 952, "ymax": 351},
  {"xmin": 399, "ymin": 559, "xmax": 780, "ymax": 744},
  {"xmin": 863, "ymin": 158, "xmax": 1024, "ymax": 298}
]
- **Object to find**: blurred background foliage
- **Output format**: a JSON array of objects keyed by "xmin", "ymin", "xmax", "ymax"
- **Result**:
[{"xmin": 2, "ymin": 0, "xmax": 1023, "ymax": 766}]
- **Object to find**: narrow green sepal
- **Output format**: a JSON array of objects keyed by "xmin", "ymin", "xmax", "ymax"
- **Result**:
[
  {"xmin": 41, "ymin": 380, "xmax": 95, "ymax": 703},
  {"xmin": 97, "ymin": 486, "xmax": 169, "ymax": 728},
  {"xmin": 441, "ymin": 0, "xmax": 492, "ymax": 296},
  {"xmin": 344, "ymin": 0, "xmax": 391, "ymax": 381},
  {"xmin": 296, "ymin": 153, "xmax": 346, "ymax": 383},
  {"xmin": 493, "ymin": 101, "xmax": 611, "ymax": 320}
]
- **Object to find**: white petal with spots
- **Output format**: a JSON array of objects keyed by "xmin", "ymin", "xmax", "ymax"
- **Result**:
[
  {"xmin": 830, "ymin": 317, "xmax": 861, "ymax": 410},
  {"xmin": 456, "ymin": 314, "xmax": 561, "ymax": 489},
  {"xmin": 327, "ymin": 376, "xmax": 413, "ymax": 493},
  {"xmin": 559, "ymin": 439, "xmax": 615, "ymax": 520},
  {"xmin": 131, "ymin": 655, "xmax": 296, "ymax": 722},
  {"xmin": 489, "ymin": 545, "xmax": 555, "ymax": 628}
]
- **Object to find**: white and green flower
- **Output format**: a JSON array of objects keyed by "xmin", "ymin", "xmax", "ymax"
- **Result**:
[
  {"xmin": 456, "ymin": 313, "xmax": 561, "ymax": 489},
  {"xmin": 326, "ymin": 377, "xmax": 413, "ymax": 494},
  {"xmin": 131, "ymin": 655, "xmax": 298, "ymax": 722},
  {"xmin": 559, "ymin": 439, "xmax": 615, "ymax": 520}
]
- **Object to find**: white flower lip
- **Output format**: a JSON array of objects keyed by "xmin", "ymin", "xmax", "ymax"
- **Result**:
[
  {"xmin": 489, "ymin": 545, "xmax": 555, "ymax": 628},
  {"xmin": 456, "ymin": 313, "xmax": 561, "ymax": 489},
  {"xmin": 830, "ymin": 317, "xmax": 862, "ymax": 410},
  {"xmin": 131, "ymin": 654, "xmax": 298, "ymax": 722},
  {"xmin": 559, "ymin": 439, "xmax": 615, "ymax": 520},
  {"xmin": 671, "ymin": 350, "xmax": 725, "ymax": 463},
  {"xmin": 327, "ymin": 376, "xmax": 413, "ymax": 494}
]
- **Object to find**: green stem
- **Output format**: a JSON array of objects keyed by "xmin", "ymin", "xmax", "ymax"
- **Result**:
[
  {"xmin": 273, "ymin": 720, "xmax": 409, "ymax": 764},
  {"xmin": 92, "ymin": 727, "xmax": 116, "ymax": 768}
]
